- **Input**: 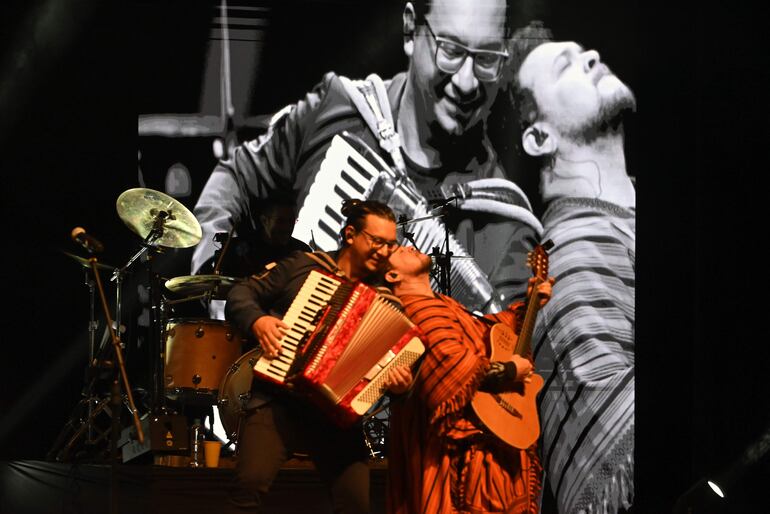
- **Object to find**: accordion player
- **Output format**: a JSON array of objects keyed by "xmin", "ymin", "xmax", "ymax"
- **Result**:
[{"xmin": 226, "ymin": 251, "xmax": 425, "ymax": 428}]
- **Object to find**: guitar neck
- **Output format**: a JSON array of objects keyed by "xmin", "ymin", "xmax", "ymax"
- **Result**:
[{"xmin": 514, "ymin": 279, "xmax": 543, "ymax": 356}]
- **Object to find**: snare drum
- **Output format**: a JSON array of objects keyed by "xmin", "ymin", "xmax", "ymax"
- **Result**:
[
  {"xmin": 164, "ymin": 318, "xmax": 244, "ymax": 401},
  {"xmin": 217, "ymin": 348, "xmax": 262, "ymax": 442}
]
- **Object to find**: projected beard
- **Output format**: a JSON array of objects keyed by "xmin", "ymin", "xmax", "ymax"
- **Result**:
[{"xmin": 567, "ymin": 79, "xmax": 637, "ymax": 144}]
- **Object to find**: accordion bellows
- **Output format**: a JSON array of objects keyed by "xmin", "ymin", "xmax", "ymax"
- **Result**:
[{"xmin": 253, "ymin": 269, "xmax": 425, "ymax": 426}]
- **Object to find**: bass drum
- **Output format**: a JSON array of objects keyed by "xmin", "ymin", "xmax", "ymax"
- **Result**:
[{"xmin": 217, "ymin": 348, "xmax": 262, "ymax": 443}]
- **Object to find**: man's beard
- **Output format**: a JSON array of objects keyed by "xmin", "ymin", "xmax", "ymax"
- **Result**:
[{"xmin": 567, "ymin": 85, "xmax": 636, "ymax": 144}]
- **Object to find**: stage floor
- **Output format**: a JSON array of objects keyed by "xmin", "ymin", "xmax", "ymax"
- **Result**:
[{"xmin": 0, "ymin": 459, "xmax": 389, "ymax": 514}]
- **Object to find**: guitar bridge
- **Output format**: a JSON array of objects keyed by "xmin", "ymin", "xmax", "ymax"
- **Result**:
[{"xmin": 492, "ymin": 394, "xmax": 522, "ymax": 419}]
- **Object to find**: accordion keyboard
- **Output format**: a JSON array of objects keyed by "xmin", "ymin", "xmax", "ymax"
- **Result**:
[
  {"xmin": 292, "ymin": 135, "xmax": 379, "ymax": 251},
  {"xmin": 252, "ymin": 271, "xmax": 342, "ymax": 383}
]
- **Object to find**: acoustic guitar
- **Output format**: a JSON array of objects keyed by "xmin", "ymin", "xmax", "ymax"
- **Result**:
[{"xmin": 470, "ymin": 240, "xmax": 552, "ymax": 449}]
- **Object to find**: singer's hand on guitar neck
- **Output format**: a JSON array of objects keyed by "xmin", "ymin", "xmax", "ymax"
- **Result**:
[
  {"xmin": 252, "ymin": 316, "xmax": 288, "ymax": 359},
  {"xmin": 527, "ymin": 276, "xmax": 556, "ymax": 307}
]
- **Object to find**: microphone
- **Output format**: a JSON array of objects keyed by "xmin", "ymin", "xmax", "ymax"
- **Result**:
[
  {"xmin": 429, "ymin": 195, "xmax": 461, "ymax": 208},
  {"xmin": 71, "ymin": 227, "xmax": 104, "ymax": 253},
  {"xmin": 397, "ymin": 215, "xmax": 420, "ymax": 249}
]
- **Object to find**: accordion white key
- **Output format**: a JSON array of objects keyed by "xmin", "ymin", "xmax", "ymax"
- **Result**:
[{"xmin": 252, "ymin": 269, "xmax": 425, "ymax": 426}]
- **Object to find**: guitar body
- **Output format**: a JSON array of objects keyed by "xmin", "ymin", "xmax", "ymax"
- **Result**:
[{"xmin": 471, "ymin": 321, "xmax": 543, "ymax": 449}]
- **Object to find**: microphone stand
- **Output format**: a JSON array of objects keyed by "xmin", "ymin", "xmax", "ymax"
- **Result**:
[
  {"xmin": 441, "ymin": 204, "xmax": 453, "ymax": 297},
  {"xmin": 427, "ymin": 199, "xmax": 456, "ymax": 297},
  {"xmin": 397, "ymin": 214, "xmax": 419, "ymax": 249},
  {"xmin": 87, "ymin": 253, "xmax": 144, "ymax": 514}
]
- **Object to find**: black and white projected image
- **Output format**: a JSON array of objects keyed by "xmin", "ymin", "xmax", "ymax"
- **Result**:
[
  {"xmin": 175, "ymin": 2, "xmax": 637, "ymax": 513},
  {"xmin": 5, "ymin": 1, "xmax": 769, "ymax": 513}
]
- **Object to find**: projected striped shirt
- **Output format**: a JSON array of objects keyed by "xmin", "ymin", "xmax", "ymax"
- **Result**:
[{"xmin": 533, "ymin": 197, "xmax": 635, "ymax": 514}]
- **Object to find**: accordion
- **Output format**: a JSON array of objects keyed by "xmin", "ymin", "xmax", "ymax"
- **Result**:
[{"xmin": 252, "ymin": 269, "xmax": 425, "ymax": 426}]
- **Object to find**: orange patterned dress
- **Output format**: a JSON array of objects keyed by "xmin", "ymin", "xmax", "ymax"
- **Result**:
[{"xmin": 387, "ymin": 293, "xmax": 542, "ymax": 514}]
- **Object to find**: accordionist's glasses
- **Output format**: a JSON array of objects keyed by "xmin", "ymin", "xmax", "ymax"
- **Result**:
[
  {"xmin": 422, "ymin": 18, "xmax": 509, "ymax": 82},
  {"xmin": 359, "ymin": 229, "xmax": 400, "ymax": 252}
]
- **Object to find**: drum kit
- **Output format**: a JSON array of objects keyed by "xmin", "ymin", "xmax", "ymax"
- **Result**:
[{"xmin": 52, "ymin": 188, "xmax": 254, "ymax": 462}]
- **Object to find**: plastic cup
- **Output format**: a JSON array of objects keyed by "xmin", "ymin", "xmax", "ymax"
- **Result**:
[{"xmin": 203, "ymin": 441, "xmax": 222, "ymax": 468}]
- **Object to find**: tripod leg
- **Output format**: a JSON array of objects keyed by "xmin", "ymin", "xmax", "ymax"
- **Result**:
[
  {"xmin": 47, "ymin": 398, "xmax": 89, "ymax": 461},
  {"xmin": 49, "ymin": 397, "xmax": 112, "ymax": 462}
]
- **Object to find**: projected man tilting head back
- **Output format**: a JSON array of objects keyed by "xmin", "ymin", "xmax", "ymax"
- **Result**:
[{"xmin": 510, "ymin": 24, "xmax": 637, "ymax": 514}]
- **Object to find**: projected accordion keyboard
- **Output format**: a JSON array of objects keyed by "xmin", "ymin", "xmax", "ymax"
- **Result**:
[{"xmin": 252, "ymin": 269, "xmax": 425, "ymax": 425}]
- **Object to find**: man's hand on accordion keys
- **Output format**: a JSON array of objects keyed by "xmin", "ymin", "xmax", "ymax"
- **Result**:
[
  {"xmin": 384, "ymin": 365, "xmax": 413, "ymax": 396},
  {"xmin": 252, "ymin": 315, "xmax": 289, "ymax": 359}
]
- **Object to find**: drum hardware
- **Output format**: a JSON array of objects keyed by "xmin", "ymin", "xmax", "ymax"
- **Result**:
[
  {"xmin": 51, "ymin": 241, "xmax": 147, "ymax": 463},
  {"xmin": 114, "ymin": 188, "xmax": 203, "ymax": 416},
  {"xmin": 48, "ymin": 251, "xmax": 121, "ymax": 462},
  {"xmin": 115, "ymin": 188, "xmax": 203, "ymax": 250},
  {"xmin": 62, "ymin": 250, "xmax": 118, "ymax": 272},
  {"xmin": 217, "ymin": 348, "xmax": 262, "ymax": 445},
  {"xmin": 164, "ymin": 274, "xmax": 238, "ymax": 301},
  {"xmin": 163, "ymin": 292, "xmax": 216, "ymax": 306},
  {"xmin": 162, "ymin": 318, "xmax": 244, "ymax": 406},
  {"xmin": 50, "ymin": 189, "xmax": 207, "ymax": 475},
  {"xmin": 362, "ymin": 397, "xmax": 391, "ymax": 460}
]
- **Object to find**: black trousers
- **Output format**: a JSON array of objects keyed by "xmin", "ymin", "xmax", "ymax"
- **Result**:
[{"xmin": 226, "ymin": 394, "xmax": 371, "ymax": 514}]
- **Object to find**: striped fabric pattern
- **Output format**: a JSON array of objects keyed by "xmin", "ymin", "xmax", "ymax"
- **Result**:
[
  {"xmin": 532, "ymin": 198, "xmax": 635, "ymax": 514},
  {"xmin": 388, "ymin": 294, "xmax": 542, "ymax": 514}
]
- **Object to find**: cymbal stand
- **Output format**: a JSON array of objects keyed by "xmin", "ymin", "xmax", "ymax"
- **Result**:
[
  {"xmin": 48, "ymin": 268, "xmax": 104, "ymax": 461},
  {"xmin": 83, "ymin": 268, "xmax": 99, "ymax": 443},
  {"xmin": 212, "ymin": 227, "xmax": 235, "ymax": 275},
  {"xmin": 134, "ymin": 211, "xmax": 173, "ymax": 415}
]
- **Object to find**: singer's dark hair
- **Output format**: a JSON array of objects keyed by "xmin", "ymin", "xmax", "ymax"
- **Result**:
[{"xmin": 339, "ymin": 199, "xmax": 396, "ymax": 247}]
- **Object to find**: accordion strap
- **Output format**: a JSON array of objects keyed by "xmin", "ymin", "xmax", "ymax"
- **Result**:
[
  {"xmin": 339, "ymin": 75, "xmax": 542, "ymax": 233},
  {"xmin": 339, "ymin": 74, "xmax": 407, "ymax": 177},
  {"xmin": 303, "ymin": 251, "xmax": 344, "ymax": 277}
]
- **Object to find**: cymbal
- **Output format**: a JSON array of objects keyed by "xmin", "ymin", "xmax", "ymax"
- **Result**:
[
  {"xmin": 61, "ymin": 250, "xmax": 116, "ymax": 271},
  {"xmin": 116, "ymin": 188, "xmax": 202, "ymax": 248},
  {"xmin": 164, "ymin": 274, "xmax": 238, "ymax": 299}
]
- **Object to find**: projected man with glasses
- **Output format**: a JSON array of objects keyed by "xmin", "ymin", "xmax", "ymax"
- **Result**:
[{"xmin": 191, "ymin": 0, "xmax": 543, "ymax": 320}]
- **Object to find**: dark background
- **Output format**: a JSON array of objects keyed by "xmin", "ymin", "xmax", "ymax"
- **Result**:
[{"xmin": 1, "ymin": 0, "xmax": 768, "ymax": 512}]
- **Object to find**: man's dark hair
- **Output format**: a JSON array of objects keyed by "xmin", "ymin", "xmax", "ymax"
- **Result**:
[
  {"xmin": 260, "ymin": 189, "xmax": 299, "ymax": 215},
  {"xmin": 507, "ymin": 21, "xmax": 554, "ymax": 132},
  {"xmin": 339, "ymin": 199, "xmax": 396, "ymax": 246},
  {"xmin": 490, "ymin": 20, "xmax": 553, "ymax": 218},
  {"xmin": 410, "ymin": 0, "xmax": 536, "ymax": 38}
]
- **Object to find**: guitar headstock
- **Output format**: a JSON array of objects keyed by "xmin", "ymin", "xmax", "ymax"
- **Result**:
[{"xmin": 526, "ymin": 239, "xmax": 552, "ymax": 283}]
